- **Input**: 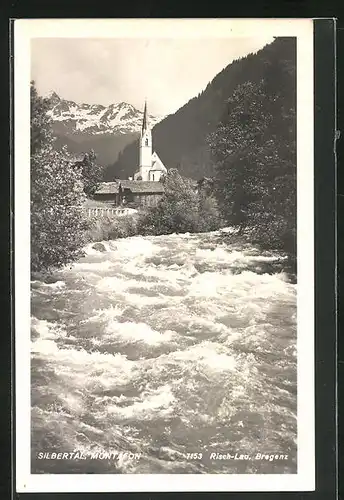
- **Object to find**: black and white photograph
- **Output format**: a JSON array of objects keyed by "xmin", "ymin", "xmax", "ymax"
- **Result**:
[{"xmin": 15, "ymin": 18, "xmax": 315, "ymax": 492}]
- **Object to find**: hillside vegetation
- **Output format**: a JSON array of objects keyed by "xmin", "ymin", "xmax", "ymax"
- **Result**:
[
  {"xmin": 106, "ymin": 38, "xmax": 296, "ymax": 182},
  {"xmin": 209, "ymin": 38, "xmax": 296, "ymax": 256}
]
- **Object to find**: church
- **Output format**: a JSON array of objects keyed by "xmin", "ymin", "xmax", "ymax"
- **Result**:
[
  {"xmin": 133, "ymin": 101, "xmax": 167, "ymax": 182},
  {"xmin": 92, "ymin": 101, "xmax": 166, "ymax": 210}
]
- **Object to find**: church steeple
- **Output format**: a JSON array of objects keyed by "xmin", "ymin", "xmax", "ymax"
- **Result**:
[
  {"xmin": 142, "ymin": 99, "xmax": 148, "ymax": 133},
  {"xmin": 138, "ymin": 99, "xmax": 152, "ymax": 180},
  {"xmin": 133, "ymin": 99, "xmax": 167, "ymax": 182}
]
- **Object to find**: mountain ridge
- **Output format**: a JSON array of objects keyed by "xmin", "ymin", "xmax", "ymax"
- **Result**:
[{"xmin": 45, "ymin": 93, "xmax": 163, "ymax": 165}]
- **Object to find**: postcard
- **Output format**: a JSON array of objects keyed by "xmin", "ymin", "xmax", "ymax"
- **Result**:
[{"xmin": 14, "ymin": 18, "xmax": 314, "ymax": 492}]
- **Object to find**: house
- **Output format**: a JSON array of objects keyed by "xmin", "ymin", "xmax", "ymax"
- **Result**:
[
  {"xmin": 83, "ymin": 196, "xmax": 137, "ymax": 218},
  {"xmin": 118, "ymin": 180, "xmax": 164, "ymax": 207},
  {"xmin": 93, "ymin": 182, "xmax": 121, "ymax": 206},
  {"xmin": 93, "ymin": 179, "xmax": 164, "ymax": 208}
]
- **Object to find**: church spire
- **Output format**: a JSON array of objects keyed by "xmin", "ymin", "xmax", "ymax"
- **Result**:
[{"xmin": 142, "ymin": 99, "xmax": 148, "ymax": 133}]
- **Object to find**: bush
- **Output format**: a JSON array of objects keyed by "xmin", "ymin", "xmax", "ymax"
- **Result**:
[
  {"xmin": 137, "ymin": 169, "xmax": 223, "ymax": 236},
  {"xmin": 197, "ymin": 191, "xmax": 225, "ymax": 233},
  {"xmin": 31, "ymin": 147, "xmax": 91, "ymax": 273},
  {"xmin": 85, "ymin": 214, "xmax": 138, "ymax": 242},
  {"xmin": 30, "ymin": 82, "xmax": 91, "ymax": 274}
]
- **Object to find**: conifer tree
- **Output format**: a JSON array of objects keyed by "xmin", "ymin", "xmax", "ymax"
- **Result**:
[{"xmin": 207, "ymin": 41, "xmax": 296, "ymax": 254}]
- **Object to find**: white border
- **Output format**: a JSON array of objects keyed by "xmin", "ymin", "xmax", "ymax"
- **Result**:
[{"xmin": 14, "ymin": 18, "xmax": 314, "ymax": 493}]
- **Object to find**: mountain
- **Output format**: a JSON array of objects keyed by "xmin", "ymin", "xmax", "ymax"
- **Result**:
[
  {"xmin": 106, "ymin": 37, "xmax": 296, "ymax": 181},
  {"xmin": 46, "ymin": 93, "xmax": 163, "ymax": 165}
]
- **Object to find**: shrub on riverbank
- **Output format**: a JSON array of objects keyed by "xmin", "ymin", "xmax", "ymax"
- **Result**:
[
  {"xmin": 85, "ymin": 214, "xmax": 138, "ymax": 242},
  {"xmin": 136, "ymin": 169, "xmax": 224, "ymax": 236},
  {"xmin": 31, "ymin": 82, "xmax": 90, "ymax": 274}
]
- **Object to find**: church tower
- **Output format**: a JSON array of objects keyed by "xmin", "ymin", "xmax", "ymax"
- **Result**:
[
  {"xmin": 134, "ymin": 100, "xmax": 167, "ymax": 182},
  {"xmin": 138, "ymin": 100, "xmax": 152, "ymax": 181}
]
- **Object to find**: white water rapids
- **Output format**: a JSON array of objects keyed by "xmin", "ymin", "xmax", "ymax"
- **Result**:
[{"xmin": 31, "ymin": 229, "xmax": 297, "ymax": 474}]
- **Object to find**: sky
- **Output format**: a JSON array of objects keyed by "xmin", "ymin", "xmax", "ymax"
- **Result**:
[{"xmin": 31, "ymin": 36, "xmax": 274, "ymax": 116}]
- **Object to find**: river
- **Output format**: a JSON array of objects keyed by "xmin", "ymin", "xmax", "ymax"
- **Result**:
[{"xmin": 31, "ymin": 229, "xmax": 297, "ymax": 475}]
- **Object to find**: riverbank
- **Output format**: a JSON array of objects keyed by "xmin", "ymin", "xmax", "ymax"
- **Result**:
[{"xmin": 213, "ymin": 228, "xmax": 296, "ymax": 283}]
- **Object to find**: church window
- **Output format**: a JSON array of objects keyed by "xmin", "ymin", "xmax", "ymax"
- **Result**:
[
  {"xmin": 145, "ymin": 138, "xmax": 149, "ymax": 146},
  {"xmin": 152, "ymin": 173, "xmax": 155, "ymax": 181}
]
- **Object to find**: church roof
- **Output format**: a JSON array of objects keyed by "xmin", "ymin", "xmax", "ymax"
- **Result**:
[
  {"xmin": 142, "ymin": 100, "xmax": 148, "ymax": 133},
  {"xmin": 151, "ymin": 151, "xmax": 167, "ymax": 172}
]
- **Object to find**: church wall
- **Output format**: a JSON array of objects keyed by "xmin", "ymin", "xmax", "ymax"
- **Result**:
[
  {"xmin": 139, "ymin": 166, "xmax": 151, "ymax": 182},
  {"xmin": 139, "ymin": 147, "xmax": 152, "ymax": 173},
  {"xmin": 139, "ymin": 129, "xmax": 152, "ymax": 174},
  {"xmin": 149, "ymin": 171, "xmax": 164, "ymax": 182}
]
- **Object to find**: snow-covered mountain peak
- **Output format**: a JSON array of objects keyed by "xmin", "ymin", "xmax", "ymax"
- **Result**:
[{"xmin": 46, "ymin": 92, "xmax": 163, "ymax": 137}]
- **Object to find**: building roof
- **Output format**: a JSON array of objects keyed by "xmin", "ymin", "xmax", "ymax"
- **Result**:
[
  {"xmin": 120, "ymin": 180, "xmax": 165, "ymax": 193},
  {"xmin": 70, "ymin": 152, "xmax": 87, "ymax": 163},
  {"xmin": 151, "ymin": 151, "xmax": 167, "ymax": 172},
  {"xmin": 94, "ymin": 180, "xmax": 164, "ymax": 195},
  {"xmin": 95, "ymin": 182, "xmax": 120, "ymax": 194}
]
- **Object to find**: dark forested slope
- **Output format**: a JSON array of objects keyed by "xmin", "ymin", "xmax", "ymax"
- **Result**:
[{"xmin": 105, "ymin": 37, "xmax": 296, "ymax": 181}]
